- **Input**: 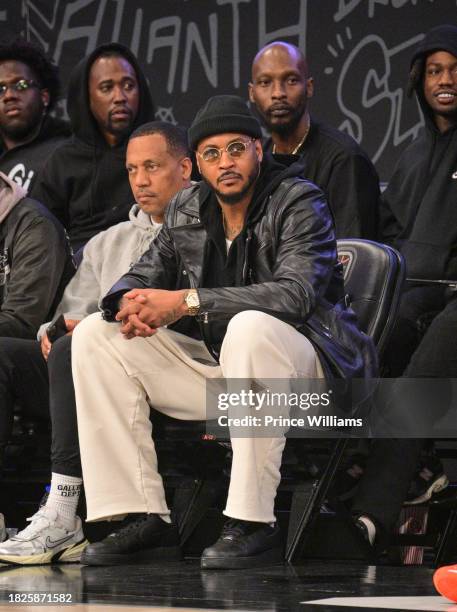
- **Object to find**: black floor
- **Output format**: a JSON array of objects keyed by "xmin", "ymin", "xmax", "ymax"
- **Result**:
[{"xmin": 0, "ymin": 559, "xmax": 447, "ymax": 611}]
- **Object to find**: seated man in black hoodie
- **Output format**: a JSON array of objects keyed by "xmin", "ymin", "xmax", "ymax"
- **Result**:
[
  {"xmin": 31, "ymin": 43, "xmax": 155, "ymax": 252},
  {"xmin": 348, "ymin": 25, "xmax": 457, "ymax": 551},
  {"xmin": 0, "ymin": 38, "xmax": 70, "ymax": 191}
]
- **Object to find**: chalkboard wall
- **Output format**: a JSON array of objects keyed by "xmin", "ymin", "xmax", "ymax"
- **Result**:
[{"xmin": 1, "ymin": 0, "xmax": 456, "ymax": 180}]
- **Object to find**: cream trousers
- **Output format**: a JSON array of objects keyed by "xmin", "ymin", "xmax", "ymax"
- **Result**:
[{"xmin": 71, "ymin": 310, "xmax": 322, "ymax": 523}]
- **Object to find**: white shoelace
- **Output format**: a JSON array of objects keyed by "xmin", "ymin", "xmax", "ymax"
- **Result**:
[{"xmin": 12, "ymin": 508, "xmax": 59, "ymax": 541}]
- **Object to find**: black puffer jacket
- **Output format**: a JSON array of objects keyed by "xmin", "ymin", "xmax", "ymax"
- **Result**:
[{"xmin": 102, "ymin": 166, "xmax": 377, "ymax": 385}]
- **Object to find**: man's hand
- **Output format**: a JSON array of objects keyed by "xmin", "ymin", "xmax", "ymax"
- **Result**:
[
  {"xmin": 116, "ymin": 289, "xmax": 189, "ymax": 339},
  {"xmin": 64, "ymin": 319, "xmax": 80, "ymax": 335},
  {"xmin": 40, "ymin": 332, "xmax": 52, "ymax": 361},
  {"xmin": 40, "ymin": 318, "xmax": 81, "ymax": 361}
]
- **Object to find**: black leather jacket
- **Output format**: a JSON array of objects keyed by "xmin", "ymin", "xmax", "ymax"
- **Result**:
[{"xmin": 102, "ymin": 177, "xmax": 377, "ymax": 384}]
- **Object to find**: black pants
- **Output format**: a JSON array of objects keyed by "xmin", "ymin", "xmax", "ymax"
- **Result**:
[
  {"xmin": 382, "ymin": 285, "xmax": 446, "ymax": 377},
  {"xmin": 48, "ymin": 335, "xmax": 81, "ymax": 477},
  {"xmin": 0, "ymin": 338, "xmax": 49, "ymax": 457},
  {"xmin": 0, "ymin": 335, "xmax": 81, "ymax": 477},
  {"xmin": 352, "ymin": 291, "xmax": 457, "ymax": 536}
]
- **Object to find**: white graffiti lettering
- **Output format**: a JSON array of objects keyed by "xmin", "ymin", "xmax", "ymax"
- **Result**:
[{"xmin": 8, "ymin": 164, "xmax": 34, "ymax": 192}]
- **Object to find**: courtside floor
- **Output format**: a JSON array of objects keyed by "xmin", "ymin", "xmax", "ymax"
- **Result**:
[{"xmin": 0, "ymin": 560, "xmax": 453, "ymax": 612}]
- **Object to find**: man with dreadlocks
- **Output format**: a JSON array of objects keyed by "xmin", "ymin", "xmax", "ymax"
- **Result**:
[
  {"xmin": 380, "ymin": 24, "xmax": 457, "ymax": 377},
  {"xmin": 0, "ymin": 38, "xmax": 70, "ymax": 191},
  {"xmin": 345, "ymin": 25, "xmax": 457, "ymax": 554}
]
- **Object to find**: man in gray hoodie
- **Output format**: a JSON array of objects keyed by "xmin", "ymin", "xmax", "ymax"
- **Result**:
[{"xmin": 0, "ymin": 122, "xmax": 192, "ymax": 562}]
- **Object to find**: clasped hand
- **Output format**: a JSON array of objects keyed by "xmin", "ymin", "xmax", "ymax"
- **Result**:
[{"xmin": 116, "ymin": 288, "xmax": 188, "ymax": 339}]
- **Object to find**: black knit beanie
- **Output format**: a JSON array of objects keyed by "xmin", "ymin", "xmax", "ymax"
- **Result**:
[{"xmin": 188, "ymin": 95, "xmax": 262, "ymax": 150}]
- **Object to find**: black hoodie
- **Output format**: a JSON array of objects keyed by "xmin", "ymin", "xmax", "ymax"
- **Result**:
[
  {"xmin": 0, "ymin": 114, "xmax": 70, "ymax": 191},
  {"xmin": 380, "ymin": 25, "xmax": 457, "ymax": 280},
  {"xmin": 31, "ymin": 43, "xmax": 155, "ymax": 251},
  {"xmin": 264, "ymin": 118, "xmax": 380, "ymax": 240}
]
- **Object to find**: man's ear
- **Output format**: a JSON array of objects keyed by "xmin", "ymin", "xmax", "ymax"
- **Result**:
[
  {"xmin": 41, "ymin": 88, "xmax": 50, "ymax": 109},
  {"xmin": 181, "ymin": 156, "xmax": 193, "ymax": 181},
  {"xmin": 306, "ymin": 77, "xmax": 314, "ymax": 99},
  {"xmin": 248, "ymin": 82, "xmax": 255, "ymax": 103},
  {"xmin": 255, "ymin": 139, "xmax": 263, "ymax": 163}
]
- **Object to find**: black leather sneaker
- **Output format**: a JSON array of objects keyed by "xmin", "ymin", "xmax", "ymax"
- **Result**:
[
  {"xmin": 201, "ymin": 518, "xmax": 283, "ymax": 569},
  {"xmin": 80, "ymin": 513, "xmax": 181, "ymax": 566}
]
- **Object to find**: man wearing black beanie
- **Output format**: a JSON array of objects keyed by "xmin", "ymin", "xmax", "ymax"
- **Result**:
[{"xmin": 69, "ymin": 95, "xmax": 375, "ymax": 569}]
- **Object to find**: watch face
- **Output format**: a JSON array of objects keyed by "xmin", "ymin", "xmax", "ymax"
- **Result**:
[{"xmin": 187, "ymin": 293, "xmax": 199, "ymax": 307}]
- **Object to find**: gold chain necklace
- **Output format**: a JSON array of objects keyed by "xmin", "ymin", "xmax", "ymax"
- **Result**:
[
  {"xmin": 222, "ymin": 212, "xmax": 243, "ymax": 240},
  {"xmin": 272, "ymin": 116, "xmax": 310, "ymax": 155}
]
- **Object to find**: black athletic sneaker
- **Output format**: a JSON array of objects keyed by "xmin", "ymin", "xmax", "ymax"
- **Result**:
[
  {"xmin": 354, "ymin": 516, "xmax": 375, "ymax": 546},
  {"xmin": 405, "ymin": 457, "xmax": 449, "ymax": 505},
  {"xmin": 201, "ymin": 518, "xmax": 283, "ymax": 569},
  {"xmin": 80, "ymin": 514, "xmax": 181, "ymax": 566}
]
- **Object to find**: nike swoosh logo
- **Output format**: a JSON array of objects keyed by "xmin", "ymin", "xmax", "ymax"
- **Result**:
[
  {"xmin": 45, "ymin": 534, "xmax": 74, "ymax": 549},
  {"xmin": 452, "ymin": 171, "xmax": 457, "ymax": 179}
]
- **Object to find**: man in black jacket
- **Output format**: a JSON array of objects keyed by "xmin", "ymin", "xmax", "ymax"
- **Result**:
[
  {"xmin": 380, "ymin": 24, "xmax": 457, "ymax": 376},
  {"xmin": 0, "ymin": 38, "xmax": 70, "ymax": 191},
  {"xmin": 0, "ymin": 171, "xmax": 73, "ymax": 339},
  {"xmin": 69, "ymin": 96, "xmax": 376, "ymax": 569},
  {"xmin": 348, "ymin": 25, "xmax": 457, "ymax": 550},
  {"xmin": 249, "ymin": 42, "xmax": 380, "ymax": 240},
  {"xmin": 31, "ymin": 43, "xmax": 155, "ymax": 251}
]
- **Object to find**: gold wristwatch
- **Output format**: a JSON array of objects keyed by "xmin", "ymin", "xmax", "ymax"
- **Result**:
[{"xmin": 185, "ymin": 289, "xmax": 200, "ymax": 316}]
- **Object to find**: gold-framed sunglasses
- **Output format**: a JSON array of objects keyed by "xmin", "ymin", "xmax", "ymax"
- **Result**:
[{"xmin": 197, "ymin": 138, "xmax": 255, "ymax": 163}]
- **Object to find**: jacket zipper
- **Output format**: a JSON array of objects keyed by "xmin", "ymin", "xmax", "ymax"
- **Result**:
[
  {"xmin": 182, "ymin": 252, "xmax": 216, "ymax": 359},
  {"xmin": 242, "ymin": 229, "xmax": 253, "ymax": 284}
]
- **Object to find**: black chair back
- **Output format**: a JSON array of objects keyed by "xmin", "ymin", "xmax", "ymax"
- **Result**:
[{"xmin": 337, "ymin": 239, "xmax": 405, "ymax": 355}]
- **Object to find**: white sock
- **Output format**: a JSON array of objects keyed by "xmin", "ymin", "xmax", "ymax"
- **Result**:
[
  {"xmin": 45, "ymin": 473, "xmax": 82, "ymax": 531},
  {"xmin": 358, "ymin": 515, "xmax": 376, "ymax": 545}
]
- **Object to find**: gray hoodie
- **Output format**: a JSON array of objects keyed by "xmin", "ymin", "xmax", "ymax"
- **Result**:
[
  {"xmin": 38, "ymin": 204, "xmax": 161, "ymax": 336},
  {"xmin": 0, "ymin": 172, "xmax": 27, "ymax": 222}
]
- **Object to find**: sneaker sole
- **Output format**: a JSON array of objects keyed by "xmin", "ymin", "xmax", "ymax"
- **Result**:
[
  {"xmin": 0, "ymin": 539, "xmax": 89, "ymax": 566},
  {"xmin": 405, "ymin": 475, "xmax": 450, "ymax": 505},
  {"xmin": 80, "ymin": 545, "xmax": 182, "ymax": 566},
  {"xmin": 201, "ymin": 546, "xmax": 283, "ymax": 570}
]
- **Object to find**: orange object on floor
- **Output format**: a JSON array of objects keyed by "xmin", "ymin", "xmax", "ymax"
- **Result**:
[{"xmin": 434, "ymin": 564, "xmax": 457, "ymax": 602}]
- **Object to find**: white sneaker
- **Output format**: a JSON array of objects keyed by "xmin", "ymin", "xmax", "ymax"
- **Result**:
[
  {"xmin": 0, "ymin": 513, "xmax": 6, "ymax": 543},
  {"xmin": 0, "ymin": 507, "xmax": 88, "ymax": 565}
]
